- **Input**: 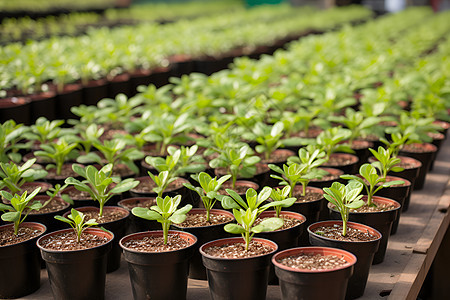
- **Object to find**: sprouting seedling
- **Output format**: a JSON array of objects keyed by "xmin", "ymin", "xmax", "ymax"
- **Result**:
[
  {"xmin": 252, "ymin": 121, "xmax": 284, "ymax": 161},
  {"xmin": 183, "ymin": 172, "xmax": 231, "ymax": 221},
  {"xmin": 322, "ymin": 181, "xmax": 365, "ymax": 236},
  {"xmin": 221, "ymin": 187, "xmax": 285, "ymax": 251},
  {"xmin": 340, "ymin": 164, "xmax": 404, "ymax": 207},
  {"xmin": 55, "ymin": 209, "xmax": 99, "ymax": 243},
  {"xmin": 269, "ymin": 186, "xmax": 297, "ymax": 218},
  {"xmin": 268, "ymin": 163, "xmax": 307, "ymax": 197},
  {"xmin": 0, "ymin": 187, "xmax": 42, "ymax": 235},
  {"xmin": 369, "ymin": 146, "xmax": 404, "ymax": 179},
  {"xmin": 41, "ymin": 183, "xmax": 73, "ymax": 209},
  {"xmin": 148, "ymin": 170, "xmax": 177, "ymax": 199},
  {"xmin": 65, "ymin": 164, "xmax": 139, "ymax": 217},
  {"xmin": 132, "ymin": 195, "xmax": 192, "ymax": 245},
  {"xmin": 0, "ymin": 158, "xmax": 47, "ymax": 194},
  {"xmin": 34, "ymin": 138, "xmax": 79, "ymax": 176}
]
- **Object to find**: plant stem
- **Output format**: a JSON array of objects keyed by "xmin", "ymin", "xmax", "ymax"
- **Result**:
[{"xmin": 162, "ymin": 221, "xmax": 170, "ymax": 245}]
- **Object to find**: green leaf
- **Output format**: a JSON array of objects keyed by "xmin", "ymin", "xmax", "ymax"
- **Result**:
[{"xmin": 224, "ymin": 223, "xmax": 245, "ymax": 234}]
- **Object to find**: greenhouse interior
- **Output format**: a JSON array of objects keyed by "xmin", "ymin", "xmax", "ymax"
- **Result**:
[{"xmin": 0, "ymin": 0, "xmax": 449, "ymax": 299}]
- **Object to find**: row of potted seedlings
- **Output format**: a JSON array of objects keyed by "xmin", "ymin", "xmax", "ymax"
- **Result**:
[
  {"xmin": 0, "ymin": 5, "xmax": 372, "ymax": 124},
  {"xmin": 1, "ymin": 7, "xmax": 449, "ymax": 300}
]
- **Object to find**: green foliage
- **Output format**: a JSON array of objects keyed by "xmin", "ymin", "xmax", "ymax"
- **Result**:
[
  {"xmin": 0, "ymin": 120, "xmax": 30, "ymax": 163},
  {"xmin": 183, "ymin": 172, "xmax": 231, "ymax": 221},
  {"xmin": 341, "ymin": 163, "xmax": 404, "ymax": 207},
  {"xmin": 221, "ymin": 187, "xmax": 285, "ymax": 251},
  {"xmin": 0, "ymin": 187, "xmax": 42, "ymax": 235},
  {"xmin": 34, "ymin": 137, "xmax": 79, "ymax": 175},
  {"xmin": 269, "ymin": 186, "xmax": 297, "ymax": 218},
  {"xmin": 55, "ymin": 208, "xmax": 99, "ymax": 243},
  {"xmin": 252, "ymin": 121, "xmax": 284, "ymax": 161},
  {"xmin": 0, "ymin": 158, "xmax": 47, "ymax": 194},
  {"xmin": 148, "ymin": 170, "xmax": 177, "ymax": 198},
  {"xmin": 65, "ymin": 164, "xmax": 138, "ymax": 217},
  {"xmin": 369, "ymin": 146, "xmax": 404, "ymax": 179},
  {"xmin": 323, "ymin": 181, "xmax": 364, "ymax": 236},
  {"xmin": 132, "ymin": 195, "xmax": 192, "ymax": 244}
]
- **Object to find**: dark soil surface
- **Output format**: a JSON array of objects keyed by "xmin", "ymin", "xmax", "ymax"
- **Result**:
[
  {"xmin": 0, "ymin": 226, "xmax": 44, "ymax": 246},
  {"xmin": 44, "ymin": 164, "xmax": 79, "ymax": 179},
  {"xmin": 218, "ymin": 181, "xmax": 256, "ymax": 195},
  {"xmin": 80, "ymin": 209, "xmax": 128, "ymax": 224},
  {"xmin": 254, "ymin": 215, "xmax": 304, "ymax": 230},
  {"xmin": 27, "ymin": 197, "xmax": 69, "ymax": 214},
  {"xmin": 350, "ymin": 140, "xmax": 371, "ymax": 150},
  {"xmin": 121, "ymin": 233, "xmax": 190, "ymax": 252},
  {"xmin": 350, "ymin": 202, "xmax": 397, "ymax": 213},
  {"xmin": 120, "ymin": 198, "xmax": 156, "ymax": 210},
  {"xmin": 310, "ymin": 169, "xmax": 342, "ymax": 182},
  {"xmin": 63, "ymin": 187, "xmax": 91, "ymax": 200},
  {"xmin": 312, "ymin": 224, "xmax": 378, "ymax": 242},
  {"xmin": 39, "ymin": 231, "xmax": 110, "ymax": 251},
  {"xmin": 322, "ymin": 155, "xmax": 356, "ymax": 167},
  {"xmin": 258, "ymin": 150, "xmax": 294, "ymax": 164},
  {"xmin": 396, "ymin": 161, "xmax": 420, "ymax": 170},
  {"xmin": 293, "ymin": 191, "xmax": 323, "ymax": 203},
  {"xmin": 401, "ymin": 143, "xmax": 436, "ymax": 153},
  {"xmin": 131, "ymin": 177, "xmax": 185, "ymax": 193},
  {"xmin": 276, "ymin": 253, "xmax": 348, "ymax": 270},
  {"xmin": 203, "ymin": 240, "xmax": 274, "ymax": 258},
  {"xmin": 176, "ymin": 213, "xmax": 233, "ymax": 228}
]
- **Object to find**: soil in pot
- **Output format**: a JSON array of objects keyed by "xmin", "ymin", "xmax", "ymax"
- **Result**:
[
  {"xmin": 129, "ymin": 176, "xmax": 192, "ymax": 204},
  {"xmin": 321, "ymin": 153, "xmax": 359, "ymax": 175},
  {"xmin": 0, "ymin": 222, "xmax": 47, "ymax": 298},
  {"xmin": 200, "ymin": 237, "xmax": 278, "ymax": 300},
  {"xmin": 120, "ymin": 230, "xmax": 197, "ymax": 300},
  {"xmin": 272, "ymin": 247, "xmax": 357, "ymax": 300},
  {"xmin": 41, "ymin": 163, "xmax": 81, "ymax": 186},
  {"xmin": 37, "ymin": 227, "xmax": 113, "ymax": 300},
  {"xmin": 287, "ymin": 186, "xmax": 325, "ymax": 245},
  {"xmin": 26, "ymin": 195, "xmax": 71, "ymax": 233},
  {"xmin": 118, "ymin": 197, "xmax": 159, "ymax": 233},
  {"xmin": 173, "ymin": 208, "xmax": 234, "ymax": 280},
  {"xmin": 308, "ymin": 221, "xmax": 381, "ymax": 300},
  {"xmin": 63, "ymin": 206, "xmax": 129, "ymax": 273}
]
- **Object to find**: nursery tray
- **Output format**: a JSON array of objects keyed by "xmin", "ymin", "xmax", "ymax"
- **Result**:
[{"xmin": 20, "ymin": 137, "xmax": 450, "ymax": 300}]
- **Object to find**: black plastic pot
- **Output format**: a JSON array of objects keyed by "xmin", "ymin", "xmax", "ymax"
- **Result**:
[
  {"xmin": 309, "ymin": 167, "xmax": 344, "ymax": 189},
  {"xmin": 173, "ymin": 208, "xmax": 234, "ymax": 280},
  {"xmin": 272, "ymin": 247, "xmax": 356, "ymax": 300},
  {"xmin": 399, "ymin": 143, "xmax": 437, "ymax": 190},
  {"xmin": 0, "ymin": 96, "xmax": 31, "ymax": 125},
  {"xmin": 29, "ymin": 91, "xmax": 57, "ymax": 122},
  {"xmin": 200, "ymin": 237, "xmax": 278, "ymax": 300},
  {"xmin": 328, "ymin": 196, "xmax": 399, "ymax": 264},
  {"xmin": 108, "ymin": 74, "xmax": 131, "ymax": 98},
  {"xmin": 288, "ymin": 186, "xmax": 325, "ymax": 246},
  {"xmin": 63, "ymin": 206, "xmax": 129, "ymax": 273},
  {"xmin": 37, "ymin": 227, "xmax": 113, "ymax": 300},
  {"xmin": 375, "ymin": 176, "xmax": 411, "ymax": 235},
  {"xmin": 83, "ymin": 79, "xmax": 109, "ymax": 106},
  {"xmin": 0, "ymin": 222, "xmax": 46, "ymax": 299},
  {"xmin": 321, "ymin": 153, "xmax": 359, "ymax": 175},
  {"xmin": 257, "ymin": 210, "xmax": 306, "ymax": 284},
  {"xmin": 120, "ymin": 230, "xmax": 197, "ymax": 300},
  {"xmin": 55, "ymin": 83, "xmax": 83, "ymax": 120},
  {"xmin": 308, "ymin": 221, "xmax": 381, "ymax": 300}
]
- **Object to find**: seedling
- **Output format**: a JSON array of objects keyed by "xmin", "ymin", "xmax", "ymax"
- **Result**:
[
  {"xmin": 341, "ymin": 163, "xmax": 404, "ymax": 207},
  {"xmin": 252, "ymin": 121, "xmax": 284, "ymax": 161},
  {"xmin": 322, "ymin": 181, "xmax": 365, "ymax": 236},
  {"xmin": 34, "ymin": 138, "xmax": 79, "ymax": 176},
  {"xmin": 65, "ymin": 164, "xmax": 139, "ymax": 217},
  {"xmin": 0, "ymin": 120, "xmax": 30, "ymax": 163},
  {"xmin": 0, "ymin": 158, "xmax": 47, "ymax": 194},
  {"xmin": 183, "ymin": 172, "xmax": 231, "ymax": 221},
  {"xmin": 41, "ymin": 183, "xmax": 73, "ymax": 208},
  {"xmin": 369, "ymin": 146, "xmax": 404, "ymax": 179},
  {"xmin": 221, "ymin": 187, "xmax": 286, "ymax": 251},
  {"xmin": 55, "ymin": 209, "xmax": 99, "ymax": 243},
  {"xmin": 269, "ymin": 186, "xmax": 297, "ymax": 218},
  {"xmin": 0, "ymin": 187, "xmax": 42, "ymax": 235},
  {"xmin": 148, "ymin": 170, "xmax": 177, "ymax": 198},
  {"xmin": 132, "ymin": 195, "xmax": 192, "ymax": 244}
]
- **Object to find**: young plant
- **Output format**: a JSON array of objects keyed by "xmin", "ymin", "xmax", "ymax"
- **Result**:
[
  {"xmin": 73, "ymin": 123, "xmax": 104, "ymax": 154},
  {"xmin": 269, "ymin": 186, "xmax": 297, "ymax": 218},
  {"xmin": 65, "ymin": 164, "xmax": 139, "ymax": 217},
  {"xmin": 220, "ymin": 187, "xmax": 285, "ymax": 251},
  {"xmin": 209, "ymin": 144, "xmax": 260, "ymax": 189},
  {"xmin": 313, "ymin": 127, "xmax": 354, "ymax": 161},
  {"xmin": 77, "ymin": 138, "xmax": 143, "ymax": 175},
  {"xmin": 41, "ymin": 183, "xmax": 73, "ymax": 208},
  {"xmin": 24, "ymin": 117, "xmax": 74, "ymax": 145},
  {"xmin": 148, "ymin": 170, "xmax": 177, "ymax": 198},
  {"xmin": 34, "ymin": 138, "xmax": 79, "ymax": 176},
  {"xmin": 183, "ymin": 172, "xmax": 231, "ymax": 221},
  {"xmin": 132, "ymin": 195, "xmax": 192, "ymax": 244},
  {"xmin": 369, "ymin": 146, "xmax": 404, "ymax": 179},
  {"xmin": 269, "ymin": 163, "xmax": 307, "ymax": 197},
  {"xmin": 0, "ymin": 120, "xmax": 30, "ymax": 163},
  {"xmin": 54, "ymin": 208, "xmax": 99, "ymax": 243},
  {"xmin": 322, "ymin": 181, "xmax": 365, "ymax": 236},
  {"xmin": 340, "ymin": 163, "xmax": 404, "ymax": 207},
  {"xmin": 252, "ymin": 121, "xmax": 284, "ymax": 161},
  {"xmin": 0, "ymin": 158, "xmax": 47, "ymax": 194},
  {"xmin": 0, "ymin": 187, "xmax": 42, "ymax": 235}
]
